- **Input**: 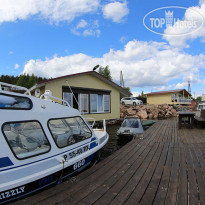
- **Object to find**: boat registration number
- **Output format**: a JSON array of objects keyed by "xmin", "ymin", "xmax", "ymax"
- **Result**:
[{"xmin": 63, "ymin": 145, "xmax": 89, "ymax": 160}]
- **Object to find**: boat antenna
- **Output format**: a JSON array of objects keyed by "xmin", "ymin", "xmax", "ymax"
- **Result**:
[{"xmin": 65, "ymin": 80, "xmax": 83, "ymax": 115}]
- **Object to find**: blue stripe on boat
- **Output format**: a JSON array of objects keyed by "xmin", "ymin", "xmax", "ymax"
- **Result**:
[
  {"xmin": 0, "ymin": 157, "xmax": 13, "ymax": 168},
  {"xmin": 91, "ymin": 137, "xmax": 96, "ymax": 142},
  {"xmin": 90, "ymin": 142, "xmax": 98, "ymax": 149}
]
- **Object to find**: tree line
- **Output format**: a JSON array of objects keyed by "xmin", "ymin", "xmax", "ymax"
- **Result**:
[{"xmin": 0, "ymin": 74, "xmax": 47, "ymax": 89}]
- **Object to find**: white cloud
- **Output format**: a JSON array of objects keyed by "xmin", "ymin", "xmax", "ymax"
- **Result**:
[
  {"xmin": 0, "ymin": 0, "xmax": 100, "ymax": 24},
  {"xmin": 175, "ymin": 82, "xmax": 187, "ymax": 89},
  {"xmin": 71, "ymin": 19, "xmax": 100, "ymax": 37},
  {"xmin": 163, "ymin": 2, "xmax": 205, "ymax": 48},
  {"xmin": 102, "ymin": 1, "xmax": 129, "ymax": 23},
  {"xmin": 76, "ymin": 19, "xmax": 88, "ymax": 29},
  {"xmin": 131, "ymin": 91, "xmax": 140, "ymax": 97},
  {"xmin": 120, "ymin": 36, "xmax": 127, "ymax": 43},
  {"xmin": 14, "ymin": 64, "xmax": 19, "ymax": 69},
  {"xmin": 23, "ymin": 54, "xmax": 101, "ymax": 78},
  {"xmin": 83, "ymin": 29, "xmax": 101, "ymax": 37},
  {"xmin": 23, "ymin": 40, "xmax": 205, "ymax": 90}
]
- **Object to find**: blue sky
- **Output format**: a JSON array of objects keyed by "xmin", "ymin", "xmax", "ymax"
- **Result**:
[{"xmin": 0, "ymin": 0, "xmax": 205, "ymax": 97}]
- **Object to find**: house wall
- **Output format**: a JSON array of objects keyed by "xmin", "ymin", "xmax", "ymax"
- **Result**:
[
  {"xmin": 147, "ymin": 92, "xmax": 190, "ymax": 105},
  {"xmin": 147, "ymin": 93, "xmax": 172, "ymax": 105},
  {"xmin": 43, "ymin": 74, "xmax": 120, "ymax": 121}
]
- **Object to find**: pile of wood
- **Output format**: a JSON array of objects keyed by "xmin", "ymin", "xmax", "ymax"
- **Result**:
[{"xmin": 120, "ymin": 104, "xmax": 177, "ymax": 119}]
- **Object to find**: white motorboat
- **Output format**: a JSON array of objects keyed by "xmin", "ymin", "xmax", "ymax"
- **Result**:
[
  {"xmin": 0, "ymin": 82, "xmax": 109, "ymax": 204},
  {"xmin": 117, "ymin": 117, "xmax": 144, "ymax": 137}
]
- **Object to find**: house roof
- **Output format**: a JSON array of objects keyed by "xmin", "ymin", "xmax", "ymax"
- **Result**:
[
  {"xmin": 29, "ymin": 71, "xmax": 132, "ymax": 96},
  {"xmin": 145, "ymin": 89, "xmax": 191, "ymax": 96}
]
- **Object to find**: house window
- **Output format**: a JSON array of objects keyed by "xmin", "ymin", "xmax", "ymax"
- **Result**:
[
  {"xmin": 90, "ymin": 94, "xmax": 97, "ymax": 113},
  {"xmin": 63, "ymin": 92, "xmax": 73, "ymax": 107},
  {"xmin": 63, "ymin": 89, "xmax": 110, "ymax": 114},
  {"xmin": 172, "ymin": 94, "xmax": 176, "ymax": 100},
  {"xmin": 3, "ymin": 121, "xmax": 50, "ymax": 159},
  {"xmin": 90, "ymin": 94, "xmax": 110, "ymax": 113},
  {"xmin": 104, "ymin": 95, "xmax": 110, "ymax": 112},
  {"xmin": 98, "ymin": 95, "xmax": 103, "ymax": 112},
  {"xmin": 80, "ymin": 94, "xmax": 89, "ymax": 113}
]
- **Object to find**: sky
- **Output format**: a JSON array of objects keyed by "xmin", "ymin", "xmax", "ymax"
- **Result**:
[{"xmin": 0, "ymin": 0, "xmax": 205, "ymax": 97}]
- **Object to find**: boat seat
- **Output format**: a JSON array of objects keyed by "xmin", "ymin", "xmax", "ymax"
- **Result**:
[
  {"xmin": 54, "ymin": 132, "xmax": 74, "ymax": 147},
  {"xmin": 4, "ymin": 130, "xmax": 47, "ymax": 157}
]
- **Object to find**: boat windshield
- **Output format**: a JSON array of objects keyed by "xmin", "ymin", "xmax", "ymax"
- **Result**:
[
  {"xmin": 3, "ymin": 121, "xmax": 50, "ymax": 159},
  {"xmin": 121, "ymin": 119, "xmax": 139, "ymax": 128},
  {"xmin": 0, "ymin": 93, "xmax": 32, "ymax": 110},
  {"xmin": 48, "ymin": 116, "xmax": 92, "ymax": 148}
]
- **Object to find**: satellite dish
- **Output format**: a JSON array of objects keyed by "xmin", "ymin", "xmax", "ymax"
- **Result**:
[{"xmin": 35, "ymin": 88, "xmax": 41, "ymax": 98}]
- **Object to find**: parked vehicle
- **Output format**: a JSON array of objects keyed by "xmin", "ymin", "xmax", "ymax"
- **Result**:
[
  {"xmin": 121, "ymin": 97, "xmax": 143, "ymax": 106},
  {"xmin": 0, "ymin": 82, "xmax": 109, "ymax": 204}
]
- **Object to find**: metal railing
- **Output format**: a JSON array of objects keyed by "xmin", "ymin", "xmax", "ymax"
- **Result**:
[
  {"xmin": 0, "ymin": 82, "xmax": 31, "ymax": 95},
  {"xmin": 172, "ymin": 98, "xmax": 192, "ymax": 103}
]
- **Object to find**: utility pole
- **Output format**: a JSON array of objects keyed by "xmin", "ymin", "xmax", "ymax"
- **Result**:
[
  {"xmin": 188, "ymin": 80, "xmax": 191, "ymax": 95},
  {"xmin": 120, "ymin": 71, "xmax": 124, "ymax": 87}
]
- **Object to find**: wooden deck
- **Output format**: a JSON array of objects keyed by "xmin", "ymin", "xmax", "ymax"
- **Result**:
[{"xmin": 14, "ymin": 120, "xmax": 205, "ymax": 205}]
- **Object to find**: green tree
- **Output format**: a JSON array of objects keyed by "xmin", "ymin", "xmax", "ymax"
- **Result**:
[
  {"xmin": 98, "ymin": 65, "xmax": 112, "ymax": 81},
  {"xmin": 0, "ymin": 73, "xmax": 47, "ymax": 89},
  {"xmin": 28, "ymin": 74, "xmax": 36, "ymax": 88},
  {"xmin": 17, "ymin": 74, "xmax": 30, "ymax": 88},
  {"xmin": 124, "ymin": 87, "xmax": 131, "ymax": 92},
  {"xmin": 196, "ymin": 96, "xmax": 202, "ymax": 102}
]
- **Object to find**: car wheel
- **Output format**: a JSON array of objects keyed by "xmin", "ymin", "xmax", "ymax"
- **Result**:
[
  {"xmin": 133, "ymin": 102, "xmax": 136, "ymax": 106},
  {"xmin": 122, "ymin": 101, "xmax": 125, "ymax": 105}
]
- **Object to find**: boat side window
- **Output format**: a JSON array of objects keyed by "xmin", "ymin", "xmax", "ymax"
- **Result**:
[
  {"xmin": 2, "ymin": 121, "xmax": 50, "ymax": 159},
  {"xmin": 0, "ymin": 93, "xmax": 32, "ymax": 110},
  {"xmin": 48, "ymin": 117, "xmax": 92, "ymax": 148}
]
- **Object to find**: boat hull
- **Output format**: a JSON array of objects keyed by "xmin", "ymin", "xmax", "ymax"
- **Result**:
[{"xmin": 0, "ymin": 153, "xmax": 98, "ymax": 204}]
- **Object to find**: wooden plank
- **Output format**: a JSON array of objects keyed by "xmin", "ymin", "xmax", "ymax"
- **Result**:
[
  {"xmin": 176, "ymin": 144, "xmax": 188, "ymax": 205},
  {"xmin": 152, "ymin": 145, "xmax": 174, "ymax": 205},
  {"xmin": 193, "ymin": 144, "xmax": 205, "ymax": 177},
  {"xmin": 164, "ymin": 143, "xmax": 180, "ymax": 205},
  {"xmin": 189, "ymin": 144, "xmax": 205, "ymax": 204},
  {"xmin": 139, "ymin": 142, "xmax": 169, "ymax": 205},
  {"xmin": 111, "ymin": 142, "xmax": 162, "ymax": 205},
  {"xmin": 139, "ymin": 121, "xmax": 174, "ymax": 205},
  {"xmin": 185, "ymin": 144, "xmax": 199, "ymax": 205}
]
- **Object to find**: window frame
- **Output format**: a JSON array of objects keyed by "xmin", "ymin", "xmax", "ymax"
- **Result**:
[
  {"xmin": 47, "ymin": 116, "xmax": 92, "ymax": 149},
  {"xmin": 90, "ymin": 94, "xmax": 111, "ymax": 114},
  {"xmin": 2, "ymin": 120, "xmax": 51, "ymax": 160},
  {"xmin": 63, "ymin": 92, "xmax": 73, "ymax": 107},
  {"xmin": 79, "ymin": 93, "xmax": 89, "ymax": 114},
  {"xmin": 0, "ymin": 93, "xmax": 33, "ymax": 110},
  {"xmin": 103, "ymin": 94, "xmax": 110, "ymax": 113}
]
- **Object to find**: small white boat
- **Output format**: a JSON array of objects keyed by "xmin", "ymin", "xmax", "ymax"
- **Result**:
[
  {"xmin": 117, "ymin": 117, "xmax": 144, "ymax": 137},
  {"xmin": 0, "ymin": 82, "xmax": 109, "ymax": 204}
]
